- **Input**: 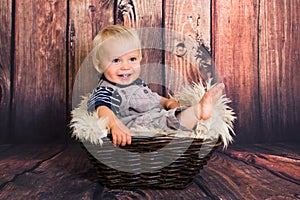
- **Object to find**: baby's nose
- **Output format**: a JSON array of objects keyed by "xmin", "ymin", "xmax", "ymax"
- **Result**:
[{"xmin": 120, "ymin": 63, "xmax": 131, "ymax": 70}]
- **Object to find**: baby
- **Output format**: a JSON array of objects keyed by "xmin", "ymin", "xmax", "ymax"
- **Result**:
[{"xmin": 87, "ymin": 25, "xmax": 224, "ymax": 146}]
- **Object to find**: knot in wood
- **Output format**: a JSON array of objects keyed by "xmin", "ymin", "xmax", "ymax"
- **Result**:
[{"xmin": 175, "ymin": 42, "xmax": 187, "ymax": 57}]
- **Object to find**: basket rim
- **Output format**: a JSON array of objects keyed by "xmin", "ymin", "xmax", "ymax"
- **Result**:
[{"xmin": 101, "ymin": 134, "xmax": 223, "ymax": 143}]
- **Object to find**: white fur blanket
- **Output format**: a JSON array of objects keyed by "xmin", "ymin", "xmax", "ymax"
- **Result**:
[{"xmin": 70, "ymin": 82, "xmax": 236, "ymax": 148}]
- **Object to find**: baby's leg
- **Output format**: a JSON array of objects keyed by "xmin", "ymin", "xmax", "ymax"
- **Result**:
[{"xmin": 178, "ymin": 83, "xmax": 225, "ymax": 129}]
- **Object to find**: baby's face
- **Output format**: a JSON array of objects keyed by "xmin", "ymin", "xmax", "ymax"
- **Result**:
[{"xmin": 103, "ymin": 48, "xmax": 141, "ymax": 85}]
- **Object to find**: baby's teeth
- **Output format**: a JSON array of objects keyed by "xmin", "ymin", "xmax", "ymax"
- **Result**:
[{"xmin": 123, "ymin": 74, "xmax": 128, "ymax": 78}]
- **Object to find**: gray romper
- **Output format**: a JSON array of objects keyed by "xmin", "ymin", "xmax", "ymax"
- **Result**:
[{"xmin": 95, "ymin": 78, "xmax": 189, "ymax": 131}]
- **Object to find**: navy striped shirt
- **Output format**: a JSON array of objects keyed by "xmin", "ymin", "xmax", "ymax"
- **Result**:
[
  {"xmin": 87, "ymin": 76, "xmax": 146, "ymax": 113},
  {"xmin": 87, "ymin": 86, "xmax": 122, "ymax": 113}
]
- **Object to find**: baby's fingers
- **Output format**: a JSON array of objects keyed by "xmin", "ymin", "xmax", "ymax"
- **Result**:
[
  {"xmin": 126, "ymin": 133, "xmax": 131, "ymax": 145},
  {"xmin": 120, "ymin": 133, "xmax": 127, "ymax": 146},
  {"xmin": 112, "ymin": 133, "xmax": 121, "ymax": 146},
  {"xmin": 113, "ymin": 132, "xmax": 131, "ymax": 146},
  {"xmin": 120, "ymin": 132, "xmax": 132, "ymax": 146},
  {"xmin": 111, "ymin": 125, "xmax": 131, "ymax": 146}
]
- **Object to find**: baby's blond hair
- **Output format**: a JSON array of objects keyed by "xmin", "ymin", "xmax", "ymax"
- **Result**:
[{"xmin": 92, "ymin": 25, "xmax": 142, "ymax": 73}]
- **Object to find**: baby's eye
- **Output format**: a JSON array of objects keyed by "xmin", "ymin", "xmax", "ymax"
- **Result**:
[
  {"xmin": 112, "ymin": 58, "xmax": 120, "ymax": 63},
  {"xmin": 129, "ymin": 57, "xmax": 137, "ymax": 62}
]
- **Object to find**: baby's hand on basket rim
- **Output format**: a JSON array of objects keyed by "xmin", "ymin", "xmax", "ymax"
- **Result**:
[
  {"xmin": 110, "ymin": 120, "xmax": 132, "ymax": 146},
  {"xmin": 96, "ymin": 106, "xmax": 132, "ymax": 146}
]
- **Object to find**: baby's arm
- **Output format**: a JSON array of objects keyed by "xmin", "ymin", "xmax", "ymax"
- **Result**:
[
  {"xmin": 96, "ymin": 106, "xmax": 131, "ymax": 146},
  {"xmin": 160, "ymin": 97, "xmax": 181, "ymax": 110}
]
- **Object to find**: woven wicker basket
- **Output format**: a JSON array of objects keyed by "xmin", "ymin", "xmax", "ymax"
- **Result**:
[{"xmin": 81, "ymin": 135, "xmax": 222, "ymax": 189}]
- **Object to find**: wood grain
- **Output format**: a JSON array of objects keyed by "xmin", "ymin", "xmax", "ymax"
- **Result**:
[
  {"xmin": 12, "ymin": 0, "xmax": 67, "ymax": 142},
  {"xmin": 212, "ymin": 0, "xmax": 261, "ymax": 143},
  {"xmin": 116, "ymin": 0, "xmax": 165, "ymax": 95},
  {"xmin": 0, "ymin": 0, "xmax": 12, "ymax": 143},
  {"xmin": 100, "ymin": 182, "xmax": 208, "ymax": 199},
  {"xmin": 164, "ymin": 0, "xmax": 211, "ymax": 94},
  {"xmin": 69, "ymin": 0, "xmax": 115, "ymax": 108},
  {"xmin": 224, "ymin": 149, "xmax": 300, "ymax": 184},
  {"xmin": 199, "ymin": 150, "xmax": 300, "ymax": 199},
  {"xmin": 259, "ymin": 0, "xmax": 300, "ymax": 142},
  {"xmin": 0, "ymin": 144, "xmax": 98, "ymax": 199},
  {"xmin": 0, "ymin": 145, "xmax": 65, "ymax": 187}
]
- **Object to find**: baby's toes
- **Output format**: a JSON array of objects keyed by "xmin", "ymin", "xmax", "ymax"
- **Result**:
[{"xmin": 209, "ymin": 83, "xmax": 225, "ymax": 102}]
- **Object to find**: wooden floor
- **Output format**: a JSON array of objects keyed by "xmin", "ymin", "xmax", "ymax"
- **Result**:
[{"xmin": 0, "ymin": 142, "xmax": 299, "ymax": 200}]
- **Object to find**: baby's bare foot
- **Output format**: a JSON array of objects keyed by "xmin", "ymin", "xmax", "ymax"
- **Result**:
[
  {"xmin": 198, "ymin": 92, "xmax": 213, "ymax": 120},
  {"xmin": 208, "ymin": 83, "xmax": 225, "ymax": 102},
  {"xmin": 196, "ymin": 83, "xmax": 225, "ymax": 120}
]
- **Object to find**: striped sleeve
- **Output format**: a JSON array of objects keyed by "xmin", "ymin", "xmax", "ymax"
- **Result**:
[{"xmin": 87, "ymin": 86, "xmax": 122, "ymax": 113}]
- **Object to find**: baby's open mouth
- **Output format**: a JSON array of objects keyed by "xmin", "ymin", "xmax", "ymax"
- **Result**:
[{"xmin": 118, "ymin": 74, "xmax": 131, "ymax": 79}]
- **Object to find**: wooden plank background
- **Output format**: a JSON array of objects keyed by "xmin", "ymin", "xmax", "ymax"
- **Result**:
[
  {"xmin": 212, "ymin": 0, "xmax": 261, "ymax": 143},
  {"xmin": 0, "ymin": 0, "xmax": 12, "ymax": 142},
  {"xmin": 213, "ymin": 0, "xmax": 300, "ymax": 143},
  {"xmin": 258, "ymin": 0, "xmax": 300, "ymax": 142},
  {"xmin": 68, "ymin": 0, "xmax": 103, "ymax": 108},
  {"xmin": 124, "ymin": 0, "xmax": 164, "ymax": 95},
  {"xmin": 10, "ymin": 0, "xmax": 68, "ymax": 143},
  {"xmin": 165, "ymin": 0, "xmax": 211, "ymax": 93},
  {"xmin": 0, "ymin": 0, "xmax": 299, "ymax": 144}
]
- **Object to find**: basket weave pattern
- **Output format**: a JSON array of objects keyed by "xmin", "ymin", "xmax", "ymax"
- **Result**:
[{"xmin": 83, "ymin": 136, "xmax": 222, "ymax": 189}]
